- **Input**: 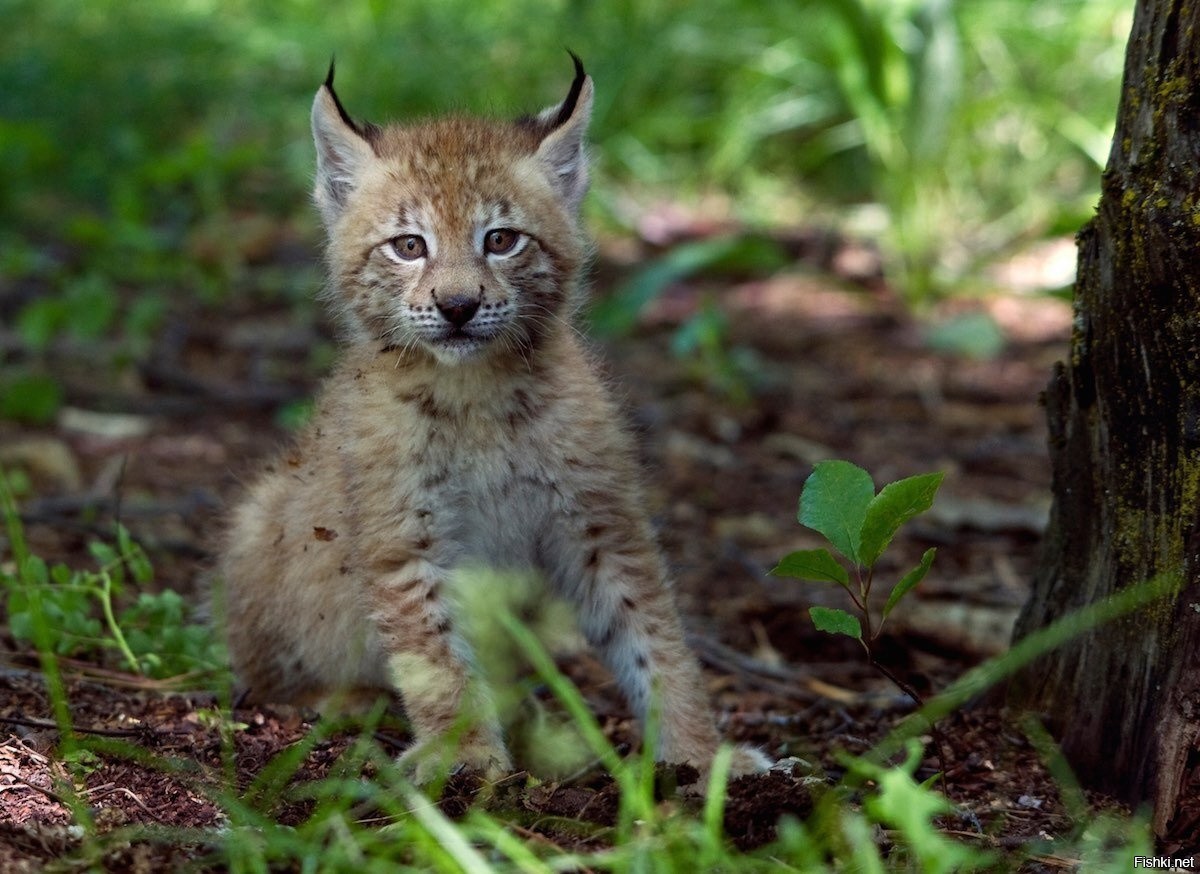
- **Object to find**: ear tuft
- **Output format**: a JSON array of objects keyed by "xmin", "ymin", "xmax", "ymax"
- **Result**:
[
  {"xmin": 551, "ymin": 51, "xmax": 587, "ymax": 130},
  {"xmin": 534, "ymin": 53, "xmax": 593, "ymax": 213},
  {"xmin": 311, "ymin": 66, "xmax": 377, "ymax": 230}
]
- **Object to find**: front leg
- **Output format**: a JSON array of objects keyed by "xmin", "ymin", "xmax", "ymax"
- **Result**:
[
  {"xmin": 370, "ymin": 559, "xmax": 511, "ymax": 782},
  {"xmin": 546, "ymin": 514, "xmax": 767, "ymax": 776}
]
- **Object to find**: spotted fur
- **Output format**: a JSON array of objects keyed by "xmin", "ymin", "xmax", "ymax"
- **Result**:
[{"xmin": 219, "ymin": 58, "xmax": 770, "ymax": 783}]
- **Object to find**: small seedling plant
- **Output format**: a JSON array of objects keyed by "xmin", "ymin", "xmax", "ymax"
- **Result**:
[
  {"xmin": 1, "ymin": 468, "xmax": 218, "ymax": 680},
  {"xmin": 771, "ymin": 460, "xmax": 943, "ymax": 706}
]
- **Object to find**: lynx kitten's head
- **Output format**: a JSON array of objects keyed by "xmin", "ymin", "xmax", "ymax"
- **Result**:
[{"xmin": 311, "ymin": 56, "xmax": 593, "ymax": 364}]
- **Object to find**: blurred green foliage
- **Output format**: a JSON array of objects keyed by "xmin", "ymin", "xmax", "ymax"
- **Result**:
[
  {"xmin": 0, "ymin": 0, "xmax": 1128, "ymax": 416},
  {"xmin": 2, "ymin": 469, "xmax": 222, "ymax": 679}
]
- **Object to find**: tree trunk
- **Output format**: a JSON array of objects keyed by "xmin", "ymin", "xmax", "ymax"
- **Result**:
[{"xmin": 1011, "ymin": 0, "xmax": 1200, "ymax": 844}]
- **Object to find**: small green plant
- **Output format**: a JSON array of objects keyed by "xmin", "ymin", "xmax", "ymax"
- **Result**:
[
  {"xmin": 802, "ymin": 739, "xmax": 995, "ymax": 871},
  {"xmin": 772, "ymin": 460, "xmax": 942, "ymax": 706},
  {"xmin": 1, "ymin": 468, "xmax": 221, "ymax": 680},
  {"xmin": 772, "ymin": 459, "xmax": 956, "ymax": 789},
  {"xmin": 773, "ymin": 460, "xmax": 942, "ymax": 654},
  {"xmin": 668, "ymin": 298, "xmax": 764, "ymax": 404}
]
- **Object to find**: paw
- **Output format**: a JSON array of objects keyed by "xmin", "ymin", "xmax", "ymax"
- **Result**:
[
  {"xmin": 397, "ymin": 734, "xmax": 512, "ymax": 785},
  {"xmin": 726, "ymin": 743, "xmax": 773, "ymax": 777},
  {"xmin": 680, "ymin": 744, "xmax": 772, "ymax": 794}
]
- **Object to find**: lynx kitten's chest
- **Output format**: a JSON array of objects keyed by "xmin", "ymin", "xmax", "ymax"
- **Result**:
[{"xmin": 309, "ymin": 341, "xmax": 605, "ymax": 575}]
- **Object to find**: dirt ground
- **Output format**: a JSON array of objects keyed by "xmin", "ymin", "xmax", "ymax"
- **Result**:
[{"xmin": 2, "ymin": 227, "xmax": 1195, "ymax": 868}]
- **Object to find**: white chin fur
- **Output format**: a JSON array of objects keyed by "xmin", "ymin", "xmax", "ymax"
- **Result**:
[{"xmin": 426, "ymin": 337, "xmax": 487, "ymax": 364}]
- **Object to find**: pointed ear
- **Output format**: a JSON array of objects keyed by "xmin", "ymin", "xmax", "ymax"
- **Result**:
[
  {"xmin": 311, "ymin": 62, "xmax": 377, "ymax": 229},
  {"xmin": 534, "ymin": 54, "xmax": 593, "ymax": 213}
]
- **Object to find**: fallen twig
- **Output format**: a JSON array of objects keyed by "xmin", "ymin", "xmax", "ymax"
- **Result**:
[
  {"xmin": 0, "ymin": 714, "xmax": 192, "ymax": 739},
  {"xmin": 17, "ymin": 490, "xmax": 219, "ymax": 524},
  {"xmin": 686, "ymin": 632, "xmax": 858, "ymax": 700}
]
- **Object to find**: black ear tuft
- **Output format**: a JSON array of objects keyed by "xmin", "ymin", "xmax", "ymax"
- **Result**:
[
  {"xmin": 533, "ymin": 52, "xmax": 592, "ymax": 212},
  {"xmin": 321, "ymin": 58, "xmax": 380, "ymax": 146},
  {"xmin": 553, "ymin": 50, "xmax": 587, "ymax": 130}
]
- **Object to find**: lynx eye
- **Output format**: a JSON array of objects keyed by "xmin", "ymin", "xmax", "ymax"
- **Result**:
[
  {"xmin": 390, "ymin": 235, "xmax": 427, "ymax": 261},
  {"xmin": 484, "ymin": 228, "xmax": 520, "ymax": 256}
]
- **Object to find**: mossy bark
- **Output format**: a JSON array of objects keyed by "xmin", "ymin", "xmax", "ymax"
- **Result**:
[{"xmin": 1012, "ymin": 0, "xmax": 1200, "ymax": 838}]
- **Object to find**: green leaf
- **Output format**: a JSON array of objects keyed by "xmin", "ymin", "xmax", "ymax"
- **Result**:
[
  {"xmin": 64, "ymin": 274, "xmax": 118, "ymax": 340},
  {"xmin": 15, "ymin": 298, "xmax": 67, "ymax": 351},
  {"xmin": 89, "ymin": 541, "xmax": 119, "ymax": 569},
  {"xmin": 274, "ymin": 399, "xmax": 314, "ymax": 431},
  {"xmin": 810, "ymin": 606, "xmax": 863, "ymax": 640},
  {"xmin": 116, "ymin": 524, "xmax": 154, "ymax": 584},
  {"xmin": 883, "ymin": 548, "xmax": 937, "ymax": 619},
  {"xmin": 770, "ymin": 548, "xmax": 850, "ymax": 586},
  {"xmin": 116, "ymin": 524, "xmax": 134, "ymax": 555},
  {"xmin": 10, "ymin": 608, "xmax": 33, "ymax": 642},
  {"xmin": 0, "ymin": 373, "xmax": 63, "ymax": 424},
  {"xmin": 858, "ymin": 472, "xmax": 944, "ymax": 566},
  {"xmin": 799, "ymin": 461, "xmax": 875, "ymax": 563},
  {"xmin": 20, "ymin": 554, "xmax": 48, "ymax": 586},
  {"xmin": 127, "ymin": 547, "xmax": 154, "ymax": 585}
]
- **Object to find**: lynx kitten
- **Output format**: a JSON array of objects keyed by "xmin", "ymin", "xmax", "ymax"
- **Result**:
[{"xmin": 220, "ymin": 56, "xmax": 769, "ymax": 782}]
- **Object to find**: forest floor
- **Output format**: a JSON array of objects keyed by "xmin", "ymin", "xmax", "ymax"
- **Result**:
[{"xmin": 2, "ymin": 226, "xmax": 1194, "ymax": 868}]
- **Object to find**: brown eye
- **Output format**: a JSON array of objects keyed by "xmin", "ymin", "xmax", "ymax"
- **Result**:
[
  {"xmin": 391, "ymin": 235, "xmax": 427, "ymax": 260},
  {"xmin": 484, "ymin": 228, "xmax": 520, "ymax": 255}
]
